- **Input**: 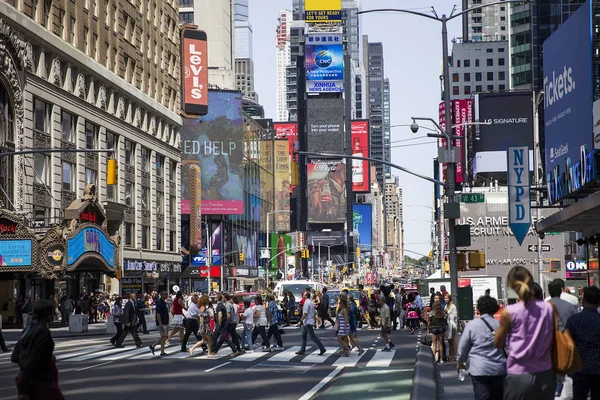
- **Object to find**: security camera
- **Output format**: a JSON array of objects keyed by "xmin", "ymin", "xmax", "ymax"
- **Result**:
[
  {"xmin": 410, "ymin": 122, "xmax": 419, "ymax": 133},
  {"xmin": 538, "ymin": 232, "xmax": 545, "ymax": 240}
]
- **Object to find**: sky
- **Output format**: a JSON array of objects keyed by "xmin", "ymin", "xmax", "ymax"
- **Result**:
[{"xmin": 249, "ymin": 0, "xmax": 462, "ymax": 259}]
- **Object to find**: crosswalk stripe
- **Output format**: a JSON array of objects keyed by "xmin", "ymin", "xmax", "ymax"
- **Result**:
[
  {"xmin": 365, "ymin": 349, "xmax": 395, "ymax": 368},
  {"xmin": 55, "ymin": 345, "xmax": 115, "ymax": 361},
  {"xmin": 331, "ymin": 349, "xmax": 367, "ymax": 368},
  {"xmin": 70, "ymin": 345, "xmax": 137, "ymax": 361},
  {"xmin": 99, "ymin": 346, "xmax": 155, "ymax": 361},
  {"xmin": 301, "ymin": 347, "xmax": 338, "ymax": 364},
  {"xmin": 268, "ymin": 346, "xmax": 303, "ymax": 362},
  {"xmin": 232, "ymin": 350, "xmax": 269, "ymax": 362}
]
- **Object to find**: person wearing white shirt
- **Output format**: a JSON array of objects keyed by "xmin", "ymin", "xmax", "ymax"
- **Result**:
[
  {"xmin": 296, "ymin": 291, "xmax": 326, "ymax": 355},
  {"xmin": 544, "ymin": 279, "xmax": 580, "ymax": 310},
  {"xmin": 181, "ymin": 294, "xmax": 199, "ymax": 352}
]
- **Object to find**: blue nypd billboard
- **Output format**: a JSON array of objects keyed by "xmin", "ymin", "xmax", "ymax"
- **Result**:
[
  {"xmin": 544, "ymin": 0, "xmax": 594, "ymax": 203},
  {"xmin": 305, "ymin": 34, "xmax": 344, "ymax": 93}
]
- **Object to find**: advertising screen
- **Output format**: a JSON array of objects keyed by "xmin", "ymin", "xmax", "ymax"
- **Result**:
[
  {"xmin": 307, "ymin": 160, "xmax": 347, "ymax": 224},
  {"xmin": 352, "ymin": 204, "xmax": 372, "ymax": 250},
  {"xmin": 234, "ymin": 229, "xmax": 257, "ymax": 267},
  {"xmin": 274, "ymin": 123, "xmax": 298, "ymax": 162},
  {"xmin": 191, "ymin": 222, "xmax": 222, "ymax": 266},
  {"xmin": 67, "ymin": 228, "xmax": 114, "ymax": 267},
  {"xmin": 307, "ymin": 97, "xmax": 344, "ymax": 154},
  {"xmin": 543, "ymin": 0, "xmax": 593, "ymax": 173},
  {"xmin": 305, "ymin": 34, "xmax": 344, "ymax": 93},
  {"xmin": 351, "ymin": 120, "xmax": 370, "ymax": 192},
  {"xmin": 454, "ymin": 99, "xmax": 473, "ymax": 184},
  {"xmin": 472, "ymin": 92, "xmax": 534, "ymax": 176},
  {"xmin": 181, "ymin": 28, "xmax": 208, "ymax": 116},
  {"xmin": 273, "ymin": 140, "xmax": 291, "ymax": 232},
  {"xmin": 181, "ymin": 90, "xmax": 244, "ymax": 215},
  {"xmin": 304, "ymin": 0, "xmax": 342, "ymax": 23},
  {"xmin": 0, "ymin": 239, "xmax": 32, "ymax": 266}
]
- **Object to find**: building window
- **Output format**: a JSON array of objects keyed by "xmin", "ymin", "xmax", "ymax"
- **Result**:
[
  {"xmin": 464, "ymin": 86, "xmax": 471, "ymax": 95},
  {"xmin": 169, "ymin": 160, "xmax": 176, "ymax": 181},
  {"xmin": 83, "ymin": 26, "xmax": 89, "ymax": 54},
  {"xmin": 156, "ymin": 155, "xmax": 164, "ymax": 178},
  {"xmin": 105, "ymin": 42, "xmax": 110, "ymax": 68},
  {"xmin": 34, "ymin": 153, "xmax": 50, "ymax": 185},
  {"xmin": 500, "ymin": 6, "xmax": 505, "ymax": 11},
  {"xmin": 486, "ymin": 48, "xmax": 493, "ymax": 53},
  {"xmin": 141, "ymin": 186, "xmax": 149, "ymax": 211},
  {"xmin": 464, "ymin": 73, "xmax": 471, "ymax": 82},
  {"xmin": 113, "ymin": 5, "xmax": 118, "ymax": 32},
  {"xmin": 464, "ymin": 59, "xmax": 470, "ymax": 67},
  {"xmin": 125, "ymin": 222, "xmax": 134, "ymax": 247},
  {"xmin": 34, "ymin": 207, "xmax": 50, "ymax": 226},
  {"xmin": 93, "ymin": 33, "xmax": 98, "ymax": 60},
  {"xmin": 62, "ymin": 161, "xmax": 75, "ymax": 191},
  {"xmin": 475, "ymin": 59, "xmax": 480, "ymax": 67},
  {"xmin": 125, "ymin": 181, "xmax": 134, "ymax": 206},
  {"xmin": 70, "ymin": 16, "xmax": 76, "ymax": 46},
  {"xmin": 498, "ymin": 58, "xmax": 505, "ymax": 66},
  {"xmin": 85, "ymin": 168, "xmax": 97, "ymax": 187},
  {"xmin": 125, "ymin": 139, "xmax": 135, "ymax": 166},
  {"xmin": 169, "ymin": 230, "xmax": 176, "ymax": 252},
  {"xmin": 498, "ymin": 48, "xmax": 505, "ymax": 53},
  {"xmin": 141, "ymin": 147, "xmax": 150, "ymax": 172},
  {"xmin": 452, "ymin": 73, "xmax": 459, "ymax": 83},
  {"xmin": 57, "ymin": 9, "xmax": 65, "ymax": 38},
  {"xmin": 487, "ymin": 72, "xmax": 494, "ymax": 81},
  {"xmin": 456, "ymin": 60, "xmax": 460, "ymax": 68},
  {"xmin": 179, "ymin": 12, "xmax": 193, "ymax": 25},
  {"xmin": 487, "ymin": 84, "xmax": 494, "ymax": 91},
  {"xmin": 169, "ymin": 195, "xmax": 176, "ymax": 216},
  {"xmin": 499, "ymin": 84, "xmax": 506, "ymax": 91},
  {"xmin": 452, "ymin": 86, "xmax": 459, "ymax": 96},
  {"xmin": 486, "ymin": 58, "xmax": 493, "ymax": 66},
  {"xmin": 475, "ymin": 72, "xmax": 482, "ymax": 82},
  {"xmin": 156, "ymin": 228, "xmax": 163, "ymax": 251},
  {"xmin": 156, "ymin": 191, "xmax": 164, "ymax": 214},
  {"xmin": 141, "ymin": 225, "xmax": 150, "ymax": 249},
  {"xmin": 475, "ymin": 85, "xmax": 482, "ymax": 92},
  {"xmin": 43, "ymin": 0, "xmax": 52, "ymax": 28},
  {"xmin": 85, "ymin": 121, "xmax": 98, "ymax": 149},
  {"xmin": 105, "ymin": 0, "xmax": 110, "ymax": 25},
  {"xmin": 499, "ymin": 71, "xmax": 506, "ymax": 80},
  {"xmin": 61, "ymin": 111, "xmax": 75, "ymax": 143},
  {"xmin": 34, "ymin": 98, "xmax": 51, "ymax": 134}
]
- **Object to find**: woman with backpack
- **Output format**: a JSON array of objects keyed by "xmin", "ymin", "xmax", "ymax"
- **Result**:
[
  {"xmin": 428, "ymin": 301, "xmax": 447, "ymax": 363},
  {"xmin": 109, "ymin": 297, "xmax": 123, "ymax": 347}
]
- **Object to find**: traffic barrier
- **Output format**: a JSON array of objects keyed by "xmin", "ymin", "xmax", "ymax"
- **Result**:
[{"xmin": 410, "ymin": 343, "xmax": 438, "ymax": 400}]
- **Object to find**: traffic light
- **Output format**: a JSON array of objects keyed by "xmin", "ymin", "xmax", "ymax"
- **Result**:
[
  {"xmin": 468, "ymin": 252, "xmax": 485, "ymax": 269},
  {"xmin": 301, "ymin": 248, "xmax": 310, "ymax": 258},
  {"xmin": 457, "ymin": 253, "xmax": 467, "ymax": 271},
  {"xmin": 115, "ymin": 269, "xmax": 122, "ymax": 280},
  {"xmin": 239, "ymin": 252, "xmax": 244, "ymax": 262},
  {"xmin": 107, "ymin": 158, "xmax": 117, "ymax": 185}
]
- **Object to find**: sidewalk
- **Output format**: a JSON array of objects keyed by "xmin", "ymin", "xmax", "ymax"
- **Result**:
[
  {"xmin": 2, "ymin": 321, "xmax": 111, "ymax": 342},
  {"xmin": 435, "ymin": 360, "xmax": 474, "ymax": 400}
]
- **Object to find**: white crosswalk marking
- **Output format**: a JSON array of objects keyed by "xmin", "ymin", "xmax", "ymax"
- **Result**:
[
  {"xmin": 99, "ymin": 346, "xmax": 156, "ymax": 361},
  {"xmin": 331, "ymin": 349, "xmax": 367, "ymax": 368},
  {"xmin": 301, "ymin": 347, "xmax": 337, "ymax": 364},
  {"xmin": 365, "ymin": 349, "xmax": 395, "ymax": 368},
  {"xmin": 70, "ymin": 345, "xmax": 137, "ymax": 361},
  {"xmin": 268, "ymin": 346, "xmax": 303, "ymax": 362},
  {"xmin": 233, "ymin": 350, "xmax": 269, "ymax": 362},
  {"xmin": 55, "ymin": 345, "xmax": 115, "ymax": 361}
]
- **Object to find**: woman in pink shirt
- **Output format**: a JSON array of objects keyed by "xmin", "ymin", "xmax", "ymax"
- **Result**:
[{"xmin": 494, "ymin": 266, "xmax": 556, "ymax": 400}]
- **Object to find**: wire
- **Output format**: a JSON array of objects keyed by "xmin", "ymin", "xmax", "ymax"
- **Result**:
[
  {"xmin": 389, "ymin": 136, "xmax": 430, "ymax": 144},
  {"xmin": 390, "ymin": 141, "xmax": 437, "ymax": 149}
]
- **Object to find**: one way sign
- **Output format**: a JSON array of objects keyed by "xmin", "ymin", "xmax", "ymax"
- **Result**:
[{"xmin": 528, "ymin": 244, "xmax": 551, "ymax": 252}]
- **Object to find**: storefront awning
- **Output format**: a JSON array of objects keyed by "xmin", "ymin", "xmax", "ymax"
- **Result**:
[{"xmin": 536, "ymin": 189, "xmax": 600, "ymax": 236}]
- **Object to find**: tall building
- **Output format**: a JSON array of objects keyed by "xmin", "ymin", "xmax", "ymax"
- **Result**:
[
  {"xmin": 0, "ymin": 0, "xmax": 182, "ymax": 303},
  {"xmin": 385, "ymin": 178, "xmax": 404, "ymax": 269},
  {"xmin": 448, "ymin": 39, "xmax": 509, "ymax": 100},
  {"xmin": 383, "ymin": 78, "xmax": 391, "ymax": 179},
  {"xmin": 234, "ymin": 0, "xmax": 257, "ymax": 101},
  {"xmin": 365, "ymin": 40, "xmax": 386, "ymax": 189},
  {"xmin": 179, "ymin": 0, "xmax": 235, "ymax": 90},
  {"xmin": 462, "ymin": 0, "xmax": 509, "ymax": 42},
  {"xmin": 275, "ymin": 10, "xmax": 292, "ymax": 122}
]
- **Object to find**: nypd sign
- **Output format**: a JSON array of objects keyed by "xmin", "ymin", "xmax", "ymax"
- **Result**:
[{"xmin": 507, "ymin": 146, "xmax": 531, "ymax": 245}]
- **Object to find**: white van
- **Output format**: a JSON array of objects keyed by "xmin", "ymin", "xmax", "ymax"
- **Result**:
[{"xmin": 274, "ymin": 280, "xmax": 323, "ymax": 303}]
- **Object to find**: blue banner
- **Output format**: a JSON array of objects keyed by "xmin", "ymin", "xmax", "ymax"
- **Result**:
[
  {"xmin": 543, "ymin": 0, "xmax": 593, "ymax": 173},
  {"xmin": 507, "ymin": 147, "xmax": 531, "ymax": 246},
  {"xmin": 352, "ymin": 204, "xmax": 372, "ymax": 250},
  {"xmin": 0, "ymin": 239, "xmax": 32, "ymax": 266},
  {"xmin": 67, "ymin": 228, "xmax": 114, "ymax": 267}
]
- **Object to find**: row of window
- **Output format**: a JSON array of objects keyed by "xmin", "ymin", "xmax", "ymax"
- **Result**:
[
  {"xmin": 455, "ymin": 56, "xmax": 505, "ymax": 68},
  {"xmin": 453, "ymin": 71, "xmax": 507, "ymax": 82},
  {"xmin": 124, "ymin": 223, "xmax": 176, "ymax": 251},
  {"xmin": 453, "ymin": 84, "xmax": 506, "ymax": 96}
]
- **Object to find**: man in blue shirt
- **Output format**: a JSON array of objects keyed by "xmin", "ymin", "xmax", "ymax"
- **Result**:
[{"xmin": 149, "ymin": 292, "xmax": 169, "ymax": 356}]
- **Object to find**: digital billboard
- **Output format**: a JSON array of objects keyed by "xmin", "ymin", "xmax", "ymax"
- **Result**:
[
  {"xmin": 181, "ymin": 28, "xmax": 208, "ymax": 117},
  {"xmin": 307, "ymin": 97, "xmax": 344, "ymax": 154},
  {"xmin": 274, "ymin": 123, "xmax": 298, "ymax": 162},
  {"xmin": 304, "ymin": 0, "xmax": 342, "ymax": 23},
  {"xmin": 271, "ymin": 233, "xmax": 292, "ymax": 271},
  {"xmin": 351, "ymin": 120, "xmax": 370, "ymax": 193},
  {"xmin": 67, "ymin": 228, "xmax": 114, "ymax": 267},
  {"xmin": 543, "ymin": 0, "xmax": 593, "ymax": 177},
  {"xmin": 181, "ymin": 90, "xmax": 244, "ymax": 215},
  {"xmin": 453, "ymin": 99, "xmax": 473, "ymax": 184},
  {"xmin": 305, "ymin": 34, "xmax": 344, "ymax": 93},
  {"xmin": 274, "ymin": 140, "xmax": 291, "ymax": 232},
  {"xmin": 352, "ymin": 204, "xmax": 372, "ymax": 250},
  {"xmin": 191, "ymin": 222, "xmax": 222, "ymax": 266},
  {"xmin": 307, "ymin": 160, "xmax": 346, "ymax": 224},
  {"xmin": 472, "ymin": 92, "xmax": 534, "ymax": 178},
  {"xmin": 235, "ymin": 229, "xmax": 257, "ymax": 267},
  {"xmin": 0, "ymin": 239, "xmax": 32, "ymax": 266}
]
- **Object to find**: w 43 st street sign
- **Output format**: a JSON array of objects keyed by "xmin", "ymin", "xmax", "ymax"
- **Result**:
[{"xmin": 528, "ymin": 244, "xmax": 551, "ymax": 252}]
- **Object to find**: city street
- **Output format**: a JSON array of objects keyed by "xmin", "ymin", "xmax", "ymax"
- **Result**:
[{"xmin": 0, "ymin": 326, "xmax": 417, "ymax": 400}]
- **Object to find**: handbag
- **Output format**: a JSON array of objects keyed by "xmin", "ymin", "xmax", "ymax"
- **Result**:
[{"xmin": 550, "ymin": 303, "xmax": 583, "ymax": 374}]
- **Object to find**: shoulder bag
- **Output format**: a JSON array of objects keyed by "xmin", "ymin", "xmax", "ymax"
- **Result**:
[
  {"xmin": 480, "ymin": 316, "xmax": 507, "ymax": 357},
  {"xmin": 550, "ymin": 303, "xmax": 583, "ymax": 374}
]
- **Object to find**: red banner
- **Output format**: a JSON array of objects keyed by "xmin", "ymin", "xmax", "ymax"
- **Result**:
[
  {"xmin": 439, "ymin": 100, "xmax": 472, "ymax": 184},
  {"xmin": 181, "ymin": 28, "xmax": 208, "ymax": 116},
  {"xmin": 351, "ymin": 120, "xmax": 370, "ymax": 193},
  {"xmin": 199, "ymin": 266, "xmax": 221, "ymax": 278},
  {"xmin": 274, "ymin": 123, "xmax": 298, "ymax": 162}
]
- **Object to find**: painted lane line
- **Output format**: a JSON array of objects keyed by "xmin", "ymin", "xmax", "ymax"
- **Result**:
[
  {"xmin": 298, "ymin": 366, "xmax": 344, "ymax": 400},
  {"xmin": 75, "ymin": 361, "xmax": 113, "ymax": 372},
  {"xmin": 366, "ymin": 349, "xmax": 395, "ymax": 368},
  {"xmin": 232, "ymin": 350, "xmax": 270, "ymax": 362},
  {"xmin": 55, "ymin": 345, "xmax": 115, "ymax": 361},
  {"xmin": 332, "ymin": 349, "xmax": 367, "ymax": 368},
  {"xmin": 301, "ymin": 347, "xmax": 337, "ymax": 364},
  {"xmin": 204, "ymin": 361, "xmax": 231, "ymax": 372},
  {"xmin": 268, "ymin": 346, "xmax": 303, "ymax": 362},
  {"xmin": 98, "ymin": 345, "xmax": 157, "ymax": 361},
  {"xmin": 69, "ymin": 346, "xmax": 136, "ymax": 362}
]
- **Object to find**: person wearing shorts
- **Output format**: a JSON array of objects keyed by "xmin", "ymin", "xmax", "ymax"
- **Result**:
[
  {"xmin": 150, "ymin": 292, "xmax": 169, "ymax": 356},
  {"xmin": 379, "ymin": 296, "xmax": 395, "ymax": 351}
]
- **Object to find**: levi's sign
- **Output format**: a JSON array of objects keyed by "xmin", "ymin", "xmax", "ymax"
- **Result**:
[
  {"xmin": 181, "ymin": 28, "xmax": 208, "ymax": 116},
  {"xmin": 507, "ymin": 146, "xmax": 531, "ymax": 246}
]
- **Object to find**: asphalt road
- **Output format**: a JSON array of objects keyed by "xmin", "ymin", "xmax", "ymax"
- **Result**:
[{"xmin": 0, "ymin": 325, "xmax": 419, "ymax": 400}]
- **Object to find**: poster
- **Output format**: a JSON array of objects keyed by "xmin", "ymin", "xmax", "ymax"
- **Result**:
[
  {"xmin": 307, "ymin": 160, "xmax": 346, "ymax": 223},
  {"xmin": 274, "ymin": 140, "xmax": 291, "ymax": 232}
]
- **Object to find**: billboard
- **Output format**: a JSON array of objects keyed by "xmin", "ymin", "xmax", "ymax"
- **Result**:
[
  {"xmin": 271, "ymin": 233, "xmax": 292, "ymax": 271},
  {"xmin": 543, "ymin": 1, "xmax": 593, "ymax": 178},
  {"xmin": 472, "ymin": 92, "xmax": 534, "ymax": 176},
  {"xmin": 304, "ymin": 0, "xmax": 342, "ymax": 23},
  {"xmin": 353, "ymin": 204, "xmax": 372, "ymax": 250},
  {"xmin": 234, "ymin": 229, "xmax": 257, "ymax": 267},
  {"xmin": 67, "ymin": 228, "xmax": 114, "ymax": 267},
  {"xmin": 274, "ymin": 139, "xmax": 291, "ymax": 232},
  {"xmin": 0, "ymin": 239, "xmax": 32, "ymax": 266},
  {"xmin": 181, "ymin": 90, "xmax": 244, "ymax": 215},
  {"xmin": 307, "ymin": 97, "xmax": 344, "ymax": 154},
  {"xmin": 191, "ymin": 222, "xmax": 222, "ymax": 266},
  {"xmin": 351, "ymin": 120, "xmax": 370, "ymax": 192},
  {"xmin": 274, "ymin": 122, "xmax": 298, "ymax": 162},
  {"xmin": 439, "ymin": 100, "xmax": 472, "ymax": 183},
  {"xmin": 181, "ymin": 28, "xmax": 208, "ymax": 116},
  {"xmin": 307, "ymin": 160, "xmax": 346, "ymax": 223},
  {"xmin": 305, "ymin": 34, "xmax": 344, "ymax": 93}
]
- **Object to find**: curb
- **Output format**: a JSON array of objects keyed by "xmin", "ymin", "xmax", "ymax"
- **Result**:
[{"xmin": 410, "ymin": 344, "xmax": 438, "ymax": 400}]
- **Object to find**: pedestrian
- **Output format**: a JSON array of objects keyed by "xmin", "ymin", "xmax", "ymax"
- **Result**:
[
  {"xmin": 358, "ymin": 290, "xmax": 368, "ymax": 329},
  {"xmin": 11, "ymin": 300, "xmax": 64, "ymax": 400},
  {"xmin": 296, "ymin": 291, "xmax": 326, "ymax": 356},
  {"xmin": 406, "ymin": 294, "xmax": 420, "ymax": 334},
  {"xmin": 347, "ymin": 294, "xmax": 364, "ymax": 354},
  {"xmin": 429, "ymin": 287, "xmax": 436, "ymax": 307},
  {"xmin": 428, "ymin": 301, "xmax": 447, "ymax": 362},
  {"xmin": 189, "ymin": 294, "xmax": 213, "ymax": 357},
  {"xmin": 313, "ymin": 291, "xmax": 322, "ymax": 328},
  {"xmin": 109, "ymin": 296, "xmax": 123, "ymax": 347},
  {"xmin": 240, "ymin": 300, "xmax": 254, "ymax": 352},
  {"xmin": 281, "ymin": 290, "xmax": 289, "ymax": 326},
  {"xmin": 89, "ymin": 293, "xmax": 98, "ymax": 324},
  {"xmin": 393, "ymin": 288, "xmax": 403, "ymax": 331},
  {"xmin": 445, "ymin": 293, "xmax": 458, "ymax": 361},
  {"xmin": 287, "ymin": 291, "xmax": 296, "ymax": 325},
  {"xmin": 211, "ymin": 293, "xmax": 239, "ymax": 358},
  {"xmin": 368, "ymin": 293, "xmax": 378, "ymax": 329},
  {"xmin": 431, "ymin": 292, "xmax": 447, "ymax": 359},
  {"xmin": 0, "ymin": 324, "xmax": 9, "ymax": 352},
  {"xmin": 136, "ymin": 294, "xmax": 149, "ymax": 334},
  {"xmin": 226, "ymin": 294, "xmax": 243, "ymax": 354},
  {"xmin": 165, "ymin": 291, "xmax": 187, "ymax": 345},
  {"xmin": 378, "ymin": 295, "xmax": 394, "ymax": 352},
  {"xmin": 22, "ymin": 297, "xmax": 32, "ymax": 329},
  {"xmin": 565, "ymin": 286, "xmax": 600, "ymax": 400},
  {"xmin": 494, "ymin": 266, "xmax": 556, "ymax": 400},
  {"xmin": 544, "ymin": 278, "xmax": 580, "ymax": 310},
  {"xmin": 181, "ymin": 294, "xmax": 200, "ymax": 353},
  {"xmin": 336, "ymin": 297, "xmax": 351, "ymax": 356},
  {"xmin": 251, "ymin": 295, "xmax": 270, "ymax": 352},
  {"xmin": 320, "ymin": 288, "xmax": 336, "ymax": 328},
  {"xmin": 457, "ymin": 295, "xmax": 507, "ymax": 400},
  {"xmin": 59, "ymin": 296, "xmax": 72, "ymax": 327},
  {"xmin": 150, "ymin": 292, "xmax": 169, "ymax": 357},
  {"xmin": 266, "ymin": 294, "xmax": 284, "ymax": 351},
  {"xmin": 115, "ymin": 293, "xmax": 143, "ymax": 349}
]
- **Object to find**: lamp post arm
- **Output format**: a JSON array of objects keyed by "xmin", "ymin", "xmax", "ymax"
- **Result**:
[
  {"xmin": 446, "ymin": 0, "xmax": 531, "ymax": 21},
  {"xmin": 412, "ymin": 117, "xmax": 444, "ymax": 134},
  {"xmin": 356, "ymin": 8, "xmax": 440, "ymax": 22}
]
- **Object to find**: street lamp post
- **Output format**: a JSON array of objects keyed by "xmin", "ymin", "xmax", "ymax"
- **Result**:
[
  {"xmin": 357, "ymin": 0, "xmax": 530, "ymax": 312},
  {"xmin": 265, "ymin": 210, "xmax": 292, "ymax": 288}
]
